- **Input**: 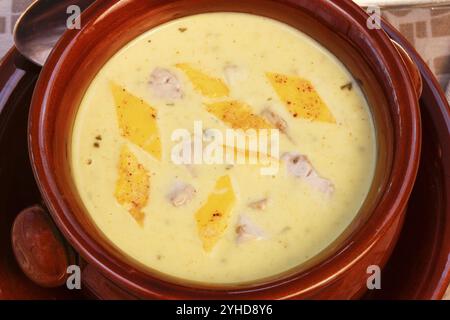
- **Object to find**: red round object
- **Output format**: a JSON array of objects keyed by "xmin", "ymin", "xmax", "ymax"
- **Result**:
[{"xmin": 11, "ymin": 206, "xmax": 70, "ymax": 288}]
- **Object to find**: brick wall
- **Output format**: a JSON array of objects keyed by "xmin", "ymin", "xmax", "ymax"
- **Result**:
[{"xmin": 0, "ymin": 0, "xmax": 32, "ymax": 57}]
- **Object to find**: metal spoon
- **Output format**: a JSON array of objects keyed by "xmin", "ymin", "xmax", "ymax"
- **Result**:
[{"xmin": 13, "ymin": 0, "xmax": 95, "ymax": 66}]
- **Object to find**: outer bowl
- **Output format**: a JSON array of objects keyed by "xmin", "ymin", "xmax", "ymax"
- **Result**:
[{"xmin": 27, "ymin": 0, "xmax": 421, "ymax": 299}]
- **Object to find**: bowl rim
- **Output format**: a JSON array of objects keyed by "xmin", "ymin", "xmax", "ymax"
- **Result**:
[{"xmin": 28, "ymin": 0, "xmax": 421, "ymax": 299}]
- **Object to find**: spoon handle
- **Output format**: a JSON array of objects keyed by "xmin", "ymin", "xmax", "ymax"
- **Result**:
[{"xmin": 354, "ymin": 0, "xmax": 450, "ymax": 8}]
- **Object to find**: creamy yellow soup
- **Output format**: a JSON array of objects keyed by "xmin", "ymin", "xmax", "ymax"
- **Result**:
[{"xmin": 71, "ymin": 13, "xmax": 376, "ymax": 284}]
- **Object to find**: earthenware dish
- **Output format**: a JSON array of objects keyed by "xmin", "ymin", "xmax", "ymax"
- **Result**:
[
  {"xmin": 2, "ymin": 21, "xmax": 447, "ymax": 300},
  {"xmin": 15, "ymin": 0, "xmax": 423, "ymax": 299}
]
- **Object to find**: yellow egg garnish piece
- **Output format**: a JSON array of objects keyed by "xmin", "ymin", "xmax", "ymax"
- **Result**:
[
  {"xmin": 266, "ymin": 72, "xmax": 335, "ymax": 123},
  {"xmin": 195, "ymin": 175, "xmax": 236, "ymax": 252},
  {"xmin": 206, "ymin": 100, "xmax": 273, "ymax": 130},
  {"xmin": 114, "ymin": 145, "xmax": 150, "ymax": 226},
  {"xmin": 110, "ymin": 82, "xmax": 162, "ymax": 160},
  {"xmin": 176, "ymin": 63, "xmax": 230, "ymax": 98}
]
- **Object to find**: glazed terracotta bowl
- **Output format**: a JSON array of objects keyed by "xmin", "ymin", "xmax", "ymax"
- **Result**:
[{"xmin": 14, "ymin": 0, "xmax": 422, "ymax": 299}]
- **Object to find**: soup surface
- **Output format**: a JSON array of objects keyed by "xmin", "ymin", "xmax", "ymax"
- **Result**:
[{"xmin": 71, "ymin": 13, "xmax": 376, "ymax": 284}]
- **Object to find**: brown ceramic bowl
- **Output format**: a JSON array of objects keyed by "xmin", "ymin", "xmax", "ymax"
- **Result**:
[{"xmin": 19, "ymin": 0, "xmax": 421, "ymax": 299}]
